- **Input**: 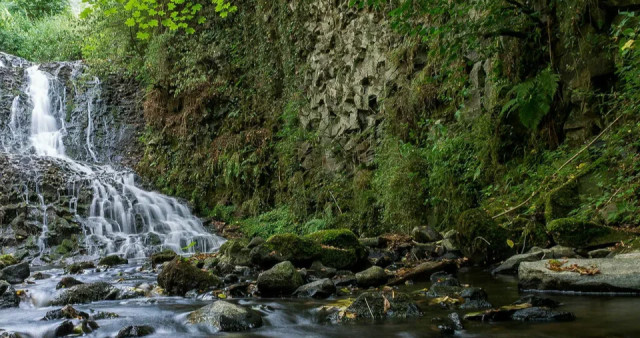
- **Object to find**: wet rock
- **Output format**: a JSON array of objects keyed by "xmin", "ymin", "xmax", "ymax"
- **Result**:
[
  {"xmin": 56, "ymin": 276, "xmax": 83, "ymax": 289},
  {"xmin": 31, "ymin": 272, "xmax": 51, "ymax": 280},
  {"xmin": 412, "ymin": 226, "xmax": 443, "ymax": 243},
  {"xmin": 511, "ymin": 307, "xmax": 575, "ymax": 322},
  {"xmin": 305, "ymin": 229, "xmax": 369, "ymax": 270},
  {"xmin": 150, "ymin": 250, "xmax": 177, "ymax": 267},
  {"xmin": 219, "ymin": 239, "xmax": 252, "ymax": 266},
  {"xmin": 370, "ymin": 250, "xmax": 396, "ymax": 268},
  {"xmin": 91, "ymin": 311, "xmax": 120, "ymax": 320},
  {"xmin": 492, "ymin": 251, "xmax": 546, "ymax": 275},
  {"xmin": 98, "ymin": 255, "xmax": 128, "ymax": 267},
  {"xmin": 43, "ymin": 305, "xmax": 89, "ymax": 320},
  {"xmin": 54, "ymin": 320, "xmax": 74, "ymax": 337},
  {"xmin": 332, "ymin": 271, "xmax": 357, "ymax": 287},
  {"xmin": 459, "ymin": 287, "xmax": 492, "ymax": 310},
  {"xmin": 0, "ymin": 280, "xmax": 19, "ymax": 308},
  {"xmin": 355, "ymin": 266, "xmax": 388, "ymax": 287},
  {"xmin": 455, "ymin": 209, "xmax": 511, "ymax": 264},
  {"xmin": 0, "ymin": 262, "xmax": 29, "ymax": 284},
  {"xmin": 545, "ymin": 245, "xmax": 579, "ymax": 259},
  {"xmin": 588, "ymin": 248, "xmax": 611, "ymax": 258},
  {"xmin": 223, "ymin": 274, "xmax": 239, "ymax": 284},
  {"xmin": 116, "ymin": 325, "xmax": 154, "ymax": 337},
  {"xmin": 512, "ymin": 295, "xmax": 560, "ymax": 308},
  {"xmin": 519, "ymin": 257, "xmax": 640, "ymax": 292},
  {"xmin": 430, "ymin": 272, "xmax": 460, "ymax": 287},
  {"xmin": 226, "ymin": 282, "xmax": 251, "ymax": 298},
  {"xmin": 332, "ymin": 291, "xmax": 420, "ymax": 322},
  {"xmin": 309, "ymin": 261, "xmax": 337, "ymax": 279},
  {"xmin": 448, "ymin": 312, "xmax": 463, "ymax": 330},
  {"xmin": 388, "ymin": 261, "xmax": 458, "ymax": 286},
  {"xmin": 74, "ymin": 319, "xmax": 100, "ymax": 334},
  {"xmin": 51, "ymin": 282, "xmax": 119, "ymax": 305},
  {"xmin": 0, "ymin": 255, "xmax": 17, "ymax": 269},
  {"xmin": 250, "ymin": 234, "xmax": 321, "ymax": 268},
  {"xmin": 157, "ymin": 258, "xmax": 221, "ymax": 296},
  {"xmin": 257, "ymin": 261, "xmax": 303, "ymax": 297},
  {"xmin": 188, "ymin": 301, "xmax": 263, "ymax": 332},
  {"xmin": 293, "ymin": 278, "xmax": 336, "ymax": 299},
  {"xmin": 65, "ymin": 261, "xmax": 95, "ymax": 274}
]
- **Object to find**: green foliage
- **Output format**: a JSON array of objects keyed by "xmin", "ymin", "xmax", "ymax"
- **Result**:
[
  {"xmin": 501, "ymin": 68, "xmax": 560, "ymax": 130},
  {"xmin": 81, "ymin": 0, "xmax": 236, "ymax": 40},
  {"xmin": 10, "ymin": 0, "xmax": 69, "ymax": 19}
]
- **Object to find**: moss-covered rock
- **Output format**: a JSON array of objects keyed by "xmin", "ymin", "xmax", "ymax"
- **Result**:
[
  {"xmin": 157, "ymin": 258, "xmax": 221, "ymax": 296},
  {"xmin": 64, "ymin": 261, "xmax": 95, "ymax": 274},
  {"xmin": 546, "ymin": 218, "xmax": 632, "ymax": 248},
  {"xmin": 55, "ymin": 239, "xmax": 76, "ymax": 256},
  {"xmin": 98, "ymin": 255, "xmax": 128, "ymax": 267},
  {"xmin": 218, "ymin": 239, "xmax": 252, "ymax": 266},
  {"xmin": 256, "ymin": 261, "xmax": 304, "ymax": 297},
  {"xmin": 455, "ymin": 208, "xmax": 511, "ymax": 264},
  {"xmin": 150, "ymin": 249, "xmax": 177, "ymax": 267},
  {"xmin": 331, "ymin": 291, "xmax": 420, "ymax": 322},
  {"xmin": 0, "ymin": 255, "xmax": 17, "ymax": 269},
  {"xmin": 188, "ymin": 301, "xmax": 263, "ymax": 332},
  {"xmin": 304, "ymin": 229, "xmax": 368, "ymax": 270},
  {"xmin": 250, "ymin": 234, "xmax": 321, "ymax": 268},
  {"xmin": 544, "ymin": 180, "xmax": 580, "ymax": 223}
]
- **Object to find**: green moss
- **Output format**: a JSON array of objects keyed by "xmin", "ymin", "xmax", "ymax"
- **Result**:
[
  {"xmin": 55, "ymin": 239, "xmax": 76, "ymax": 256},
  {"xmin": 455, "ymin": 208, "xmax": 512, "ymax": 263},
  {"xmin": 304, "ymin": 229, "xmax": 368, "ymax": 270},
  {"xmin": 0, "ymin": 254, "xmax": 17, "ymax": 269},
  {"xmin": 544, "ymin": 179, "xmax": 580, "ymax": 223},
  {"xmin": 546, "ymin": 218, "xmax": 631, "ymax": 248},
  {"xmin": 263, "ymin": 234, "xmax": 321, "ymax": 263},
  {"xmin": 98, "ymin": 255, "xmax": 128, "ymax": 267},
  {"xmin": 218, "ymin": 239, "xmax": 252, "ymax": 266},
  {"xmin": 150, "ymin": 249, "xmax": 177, "ymax": 267}
]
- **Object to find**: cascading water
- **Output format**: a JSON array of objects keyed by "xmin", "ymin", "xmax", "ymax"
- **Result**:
[{"xmin": 1, "ymin": 57, "xmax": 224, "ymax": 258}]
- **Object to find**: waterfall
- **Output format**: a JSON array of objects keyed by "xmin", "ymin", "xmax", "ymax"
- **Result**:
[{"xmin": 1, "ymin": 60, "xmax": 224, "ymax": 258}]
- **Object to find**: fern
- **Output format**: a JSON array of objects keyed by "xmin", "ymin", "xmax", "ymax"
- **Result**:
[{"xmin": 502, "ymin": 68, "xmax": 560, "ymax": 130}]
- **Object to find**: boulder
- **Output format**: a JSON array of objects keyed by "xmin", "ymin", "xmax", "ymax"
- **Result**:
[
  {"xmin": 250, "ymin": 234, "xmax": 321, "ymax": 268},
  {"xmin": 56, "ymin": 276, "xmax": 83, "ymax": 289},
  {"xmin": 293, "ymin": 279, "xmax": 336, "ymax": 299},
  {"xmin": 218, "ymin": 239, "xmax": 252, "ymax": 266},
  {"xmin": 455, "ymin": 209, "xmax": 511, "ymax": 264},
  {"xmin": 355, "ymin": 266, "xmax": 388, "ymax": 287},
  {"xmin": 51, "ymin": 282, "xmax": 119, "ymax": 305},
  {"xmin": 150, "ymin": 250, "xmax": 177, "ymax": 267},
  {"xmin": 98, "ymin": 255, "xmax": 128, "ymax": 267},
  {"xmin": 0, "ymin": 261, "xmax": 29, "ymax": 284},
  {"xmin": 546, "ymin": 218, "xmax": 631, "ymax": 248},
  {"xmin": 304, "ymin": 229, "xmax": 368, "ymax": 270},
  {"xmin": 412, "ymin": 226, "xmax": 443, "ymax": 243},
  {"xmin": 257, "ymin": 261, "xmax": 303, "ymax": 297},
  {"xmin": 308, "ymin": 261, "xmax": 337, "ymax": 279},
  {"xmin": 0, "ymin": 280, "xmax": 19, "ymax": 308},
  {"xmin": 332, "ymin": 291, "xmax": 420, "ymax": 322},
  {"xmin": 459, "ymin": 287, "xmax": 492, "ymax": 310},
  {"xmin": 157, "ymin": 258, "xmax": 221, "ymax": 296},
  {"xmin": 65, "ymin": 261, "xmax": 95, "ymax": 274},
  {"xmin": 519, "ymin": 256, "xmax": 640, "ymax": 292},
  {"xmin": 492, "ymin": 251, "xmax": 545, "ymax": 275},
  {"xmin": 43, "ymin": 305, "xmax": 89, "ymax": 320},
  {"xmin": 116, "ymin": 325, "xmax": 154, "ymax": 337},
  {"xmin": 188, "ymin": 301, "xmax": 263, "ymax": 332}
]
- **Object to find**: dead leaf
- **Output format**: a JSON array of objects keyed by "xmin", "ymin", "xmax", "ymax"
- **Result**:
[{"xmin": 382, "ymin": 295, "xmax": 391, "ymax": 314}]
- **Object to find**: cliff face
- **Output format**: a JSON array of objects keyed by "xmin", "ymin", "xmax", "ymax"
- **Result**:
[{"xmin": 136, "ymin": 0, "xmax": 639, "ymax": 236}]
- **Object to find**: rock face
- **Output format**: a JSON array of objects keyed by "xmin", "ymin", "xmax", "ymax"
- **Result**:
[
  {"xmin": 256, "ymin": 261, "xmax": 304, "ymax": 297},
  {"xmin": 519, "ymin": 257, "xmax": 640, "ymax": 292},
  {"xmin": 188, "ymin": 301, "xmax": 263, "ymax": 332},
  {"xmin": 546, "ymin": 218, "xmax": 630, "ymax": 248},
  {"xmin": 0, "ymin": 280, "xmax": 19, "ymax": 308},
  {"xmin": 157, "ymin": 258, "xmax": 221, "ymax": 296},
  {"xmin": 0, "ymin": 261, "xmax": 29, "ymax": 284}
]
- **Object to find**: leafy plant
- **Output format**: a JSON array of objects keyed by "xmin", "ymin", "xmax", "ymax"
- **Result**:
[{"xmin": 501, "ymin": 68, "xmax": 560, "ymax": 130}]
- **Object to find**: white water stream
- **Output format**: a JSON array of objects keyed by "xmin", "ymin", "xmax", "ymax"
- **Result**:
[{"xmin": 4, "ymin": 63, "xmax": 224, "ymax": 258}]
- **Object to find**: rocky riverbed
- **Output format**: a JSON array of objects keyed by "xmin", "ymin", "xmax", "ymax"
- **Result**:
[{"xmin": 1, "ymin": 227, "xmax": 639, "ymax": 337}]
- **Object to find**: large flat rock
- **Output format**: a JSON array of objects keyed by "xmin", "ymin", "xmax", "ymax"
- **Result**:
[{"xmin": 519, "ymin": 257, "xmax": 640, "ymax": 293}]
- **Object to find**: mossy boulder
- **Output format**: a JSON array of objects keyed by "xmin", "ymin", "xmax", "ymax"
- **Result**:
[
  {"xmin": 150, "ymin": 250, "xmax": 177, "ymax": 267},
  {"xmin": 65, "ymin": 261, "xmax": 95, "ymax": 274},
  {"xmin": 188, "ymin": 301, "xmax": 263, "ymax": 332},
  {"xmin": 455, "ymin": 208, "xmax": 512, "ymax": 264},
  {"xmin": 250, "ymin": 234, "xmax": 321, "ymax": 268},
  {"xmin": 256, "ymin": 261, "xmax": 304, "ymax": 297},
  {"xmin": 55, "ymin": 239, "xmax": 77, "ymax": 256},
  {"xmin": 544, "ymin": 180, "xmax": 580, "ymax": 223},
  {"xmin": 98, "ymin": 255, "xmax": 128, "ymax": 267},
  {"xmin": 546, "ymin": 218, "xmax": 632, "ymax": 248},
  {"xmin": 218, "ymin": 239, "xmax": 252, "ymax": 266},
  {"xmin": 0, "ymin": 255, "xmax": 17, "ymax": 269},
  {"xmin": 331, "ymin": 291, "xmax": 420, "ymax": 322},
  {"xmin": 51, "ymin": 282, "xmax": 118, "ymax": 305},
  {"xmin": 157, "ymin": 258, "xmax": 222, "ymax": 296},
  {"xmin": 304, "ymin": 229, "xmax": 368, "ymax": 270}
]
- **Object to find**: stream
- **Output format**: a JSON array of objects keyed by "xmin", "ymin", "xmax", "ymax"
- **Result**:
[{"xmin": 1, "ymin": 263, "xmax": 639, "ymax": 337}]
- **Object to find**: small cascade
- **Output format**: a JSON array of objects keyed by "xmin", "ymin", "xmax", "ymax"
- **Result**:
[{"xmin": 0, "ymin": 57, "xmax": 224, "ymax": 258}]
